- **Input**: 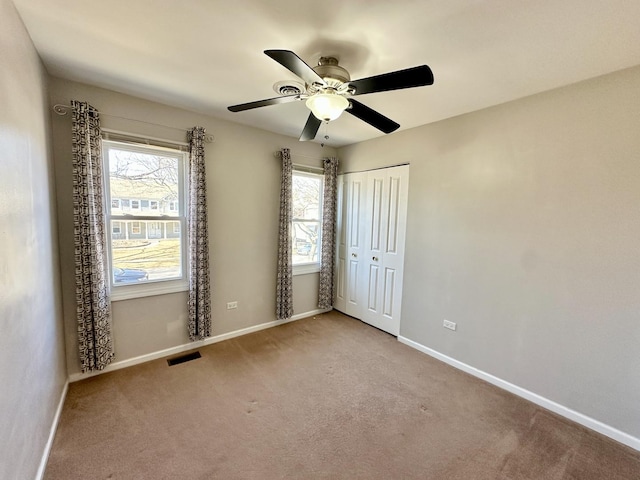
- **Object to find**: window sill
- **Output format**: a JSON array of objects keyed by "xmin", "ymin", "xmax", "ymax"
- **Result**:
[
  {"xmin": 110, "ymin": 280, "xmax": 188, "ymax": 301},
  {"xmin": 293, "ymin": 263, "xmax": 321, "ymax": 276}
]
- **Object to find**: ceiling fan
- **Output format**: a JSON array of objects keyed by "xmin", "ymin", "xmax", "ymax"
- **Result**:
[{"xmin": 228, "ymin": 50, "xmax": 434, "ymax": 141}]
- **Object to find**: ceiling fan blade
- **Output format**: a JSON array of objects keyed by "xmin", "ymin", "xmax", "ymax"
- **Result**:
[
  {"xmin": 346, "ymin": 99, "xmax": 400, "ymax": 134},
  {"xmin": 228, "ymin": 94, "xmax": 300, "ymax": 112},
  {"xmin": 349, "ymin": 65, "xmax": 434, "ymax": 96},
  {"xmin": 299, "ymin": 113, "xmax": 322, "ymax": 141},
  {"xmin": 264, "ymin": 50, "xmax": 326, "ymax": 87}
]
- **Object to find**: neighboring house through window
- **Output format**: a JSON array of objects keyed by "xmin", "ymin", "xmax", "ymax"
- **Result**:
[{"xmin": 103, "ymin": 138, "xmax": 188, "ymax": 300}]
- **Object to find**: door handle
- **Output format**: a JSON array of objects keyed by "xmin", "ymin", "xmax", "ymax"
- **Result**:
[
  {"xmin": 351, "ymin": 253, "xmax": 357, "ymax": 258},
  {"xmin": 372, "ymin": 256, "xmax": 379, "ymax": 261}
]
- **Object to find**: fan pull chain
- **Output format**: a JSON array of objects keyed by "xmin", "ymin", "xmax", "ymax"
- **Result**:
[{"xmin": 321, "ymin": 121, "xmax": 330, "ymax": 147}]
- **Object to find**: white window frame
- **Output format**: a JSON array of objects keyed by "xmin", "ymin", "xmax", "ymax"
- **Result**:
[
  {"xmin": 103, "ymin": 139, "xmax": 188, "ymax": 301},
  {"xmin": 292, "ymin": 169, "xmax": 324, "ymax": 276}
]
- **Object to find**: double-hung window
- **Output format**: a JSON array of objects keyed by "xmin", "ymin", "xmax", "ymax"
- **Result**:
[
  {"xmin": 292, "ymin": 170, "xmax": 324, "ymax": 275},
  {"xmin": 103, "ymin": 139, "xmax": 188, "ymax": 300}
]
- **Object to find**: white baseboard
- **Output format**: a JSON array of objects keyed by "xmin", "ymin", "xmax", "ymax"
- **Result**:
[
  {"xmin": 69, "ymin": 308, "xmax": 331, "ymax": 383},
  {"xmin": 397, "ymin": 335, "xmax": 640, "ymax": 452},
  {"xmin": 36, "ymin": 380, "xmax": 68, "ymax": 480}
]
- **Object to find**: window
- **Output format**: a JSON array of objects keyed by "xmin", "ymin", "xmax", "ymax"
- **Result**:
[
  {"xmin": 103, "ymin": 139, "xmax": 187, "ymax": 300},
  {"xmin": 173, "ymin": 222, "xmax": 181, "ymax": 233},
  {"xmin": 292, "ymin": 170, "xmax": 323, "ymax": 275}
]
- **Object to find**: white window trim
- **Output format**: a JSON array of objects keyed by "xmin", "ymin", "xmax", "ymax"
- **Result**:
[
  {"xmin": 292, "ymin": 169, "xmax": 323, "ymax": 276},
  {"xmin": 103, "ymin": 138, "xmax": 189, "ymax": 301},
  {"xmin": 294, "ymin": 262, "xmax": 321, "ymax": 275},
  {"xmin": 110, "ymin": 277, "xmax": 188, "ymax": 301}
]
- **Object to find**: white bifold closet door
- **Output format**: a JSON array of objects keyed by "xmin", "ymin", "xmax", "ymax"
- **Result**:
[{"xmin": 334, "ymin": 165, "xmax": 409, "ymax": 336}]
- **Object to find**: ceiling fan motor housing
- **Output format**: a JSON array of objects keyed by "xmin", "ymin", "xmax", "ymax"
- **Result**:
[{"xmin": 309, "ymin": 56, "xmax": 351, "ymax": 92}]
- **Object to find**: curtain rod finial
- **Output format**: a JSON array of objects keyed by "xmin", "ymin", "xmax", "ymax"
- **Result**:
[{"xmin": 53, "ymin": 104, "xmax": 70, "ymax": 116}]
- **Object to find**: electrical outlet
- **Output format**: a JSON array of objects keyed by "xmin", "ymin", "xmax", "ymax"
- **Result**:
[
  {"xmin": 226, "ymin": 301, "xmax": 238, "ymax": 310},
  {"xmin": 443, "ymin": 319, "xmax": 457, "ymax": 331}
]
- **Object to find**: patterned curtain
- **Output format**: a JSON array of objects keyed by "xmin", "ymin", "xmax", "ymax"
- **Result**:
[
  {"xmin": 71, "ymin": 100, "xmax": 114, "ymax": 372},
  {"xmin": 318, "ymin": 157, "xmax": 339, "ymax": 309},
  {"xmin": 187, "ymin": 127, "xmax": 212, "ymax": 341},
  {"xmin": 276, "ymin": 148, "xmax": 293, "ymax": 320}
]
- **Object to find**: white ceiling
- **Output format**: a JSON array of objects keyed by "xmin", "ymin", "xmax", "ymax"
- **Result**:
[{"xmin": 12, "ymin": 0, "xmax": 640, "ymax": 147}]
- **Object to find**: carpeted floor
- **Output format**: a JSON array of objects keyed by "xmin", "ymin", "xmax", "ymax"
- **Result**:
[{"xmin": 45, "ymin": 311, "xmax": 640, "ymax": 479}]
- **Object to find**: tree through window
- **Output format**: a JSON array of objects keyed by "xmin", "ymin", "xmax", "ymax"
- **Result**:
[{"xmin": 292, "ymin": 171, "xmax": 323, "ymax": 267}]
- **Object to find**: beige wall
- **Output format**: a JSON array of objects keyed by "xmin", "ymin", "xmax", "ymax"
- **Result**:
[
  {"xmin": 0, "ymin": 1, "xmax": 67, "ymax": 478},
  {"xmin": 49, "ymin": 78, "xmax": 335, "ymax": 376},
  {"xmin": 338, "ymin": 65, "xmax": 640, "ymax": 439}
]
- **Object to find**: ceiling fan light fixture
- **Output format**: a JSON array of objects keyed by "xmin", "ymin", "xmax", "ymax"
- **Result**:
[{"xmin": 305, "ymin": 93, "xmax": 349, "ymax": 122}]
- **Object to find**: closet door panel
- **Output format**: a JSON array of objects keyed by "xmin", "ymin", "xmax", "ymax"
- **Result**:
[
  {"xmin": 348, "ymin": 179, "xmax": 363, "ymax": 250},
  {"xmin": 367, "ymin": 263, "xmax": 380, "ymax": 313},
  {"xmin": 382, "ymin": 267, "xmax": 396, "ymax": 318},
  {"xmin": 344, "ymin": 172, "xmax": 367, "ymax": 318},
  {"xmin": 361, "ymin": 166, "xmax": 409, "ymax": 335},
  {"xmin": 368, "ymin": 177, "xmax": 384, "ymax": 253},
  {"xmin": 379, "ymin": 166, "xmax": 409, "ymax": 334},
  {"xmin": 386, "ymin": 176, "xmax": 401, "ymax": 254}
]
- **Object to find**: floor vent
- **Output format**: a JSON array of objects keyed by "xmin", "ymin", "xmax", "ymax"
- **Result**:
[{"xmin": 167, "ymin": 351, "xmax": 201, "ymax": 366}]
